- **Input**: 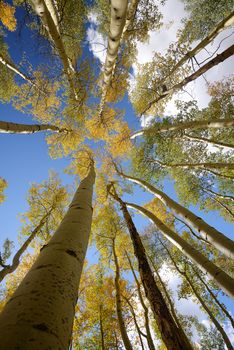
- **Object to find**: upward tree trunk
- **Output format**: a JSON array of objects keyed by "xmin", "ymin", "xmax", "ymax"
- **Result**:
[
  {"xmin": 155, "ymin": 11, "xmax": 234, "ymax": 93},
  {"xmin": 99, "ymin": 0, "xmax": 128, "ymax": 118},
  {"xmin": 99, "ymin": 304, "xmax": 105, "ymax": 350},
  {"xmin": 109, "ymin": 186, "xmax": 193, "ymax": 350},
  {"xmin": 0, "ymin": 163, "xmax": 95, "ymax": 349},
  {"xmin": 151, "ymin": 158, "xmax": 234, "ymax": 170},
  {"xmin": 163, "ymin": 244, "xmax": 234, "ymax": 350},
  {"xmin": 126, "ymin": 253, "xmax": 156, "ymax": 350},
  {"xmin": 183, "ymin": 133, "xmax": 234, "ymax": 151},
  {"xmin": 117, "ymin": 169, "xmax": 234, "ymax": 259},
  {"xmin": 141, "ymin": 44, "xmax": 234, "ymax": 114},
  {"xmin": 112, "ymin": 239, "xmax": 133, "ymax": 350},
  {"xmin": 130, "ymin": 118, "xmax": 234, "ymax": 139},
  {"xmin": 30, "ymin": 0, "xmax": 77, "ymax": 100},
  {"xmin": 126, "ymin": 201, "xmax": 234, "ymax": 299},
  {"xmin": 0, "ymin": 120, "xmax": 66, "ymax": 134},
  {"xmin": 0, "ymin": 210, "xmax": 51, "ymax": 283}
]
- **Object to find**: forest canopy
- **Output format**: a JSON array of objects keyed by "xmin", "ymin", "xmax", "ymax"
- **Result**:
[{"xmin": 0, "ymin": 0, "xmax": 233, "ymax": 349}]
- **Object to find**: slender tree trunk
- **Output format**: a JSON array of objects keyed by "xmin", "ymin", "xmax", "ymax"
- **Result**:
[
  {"xmin": 0, "ymin": 54, "xmax": 45, "ymax": 93},
  {"xmin": 183, "ymin": 133, "xmax": 234, "ymax": 151},
  {"xmin": 191, "ymin": 266, "xmax": 234, "ymax": 328},
  {"xmin": 174, "ymin": 216, "xmax": 209, "ymax": 243},
  {"xmin": 0, "ymin": 163, "xmax": 95, "ymax": 349},
  {"xmin": 0, "ymin": 210, "xmax": 52, "ymax": 283},
  {"xmin": 112, "ymin": 239, "xmax": 133, "ymax": 350},
  {"xmin": 201, "ymin": 187, "xmax": 234, "ymax": 202},
  {"xmin": 30, "ymin": 0, "xmax": 77, "ymax": 100},
  {"xmin": 126, "ymin": 253, "xmax": 156, "ymax": 350},
  {"xmin": 155, "ymin": 11, "xmax": 234, "ymax": 92},
  {"xmin": 0, "ymin": 120, "xmax": 65, "ymax": 134},
  {"xmin": 142, "ymin": 44, "xmax": 234, "ymax": 114},
  {"xmin": 99, "ymin": 0, "xmax": 128, "ymax": 118},
  {"xmin": 163, "ymin": 245, "xmax": 234, "ymax": 350},
  {"xmin": 44, "ymin": 0, "xmax": 60, "ymax": 32},
  {"xmin": 151, "ymin": 158, "xmax": 234, "ymax": 170},
  {"xmin": 210, "ymin": 196, "xmax": 234, "ymax": 219},
  {"xmin": 116, "ymin": 169, "xmax": 234, "ymax": 259},
  {"xmin": 130, "ymin": 118, "xmax": 234, "ymax": 139},
  {"xmin": 122, "ymin": 294, "xmax": 145, "ymax": 350},
  {"xmin": 126, "ymin": 201, "xmax": 234, "ymax": 299},
  {"xmin": 109, "ymin": 186, "xmax": 193, "ymax": 350},
  {"xmin": 99, "ymin": 304, "xmax": 105, "ymax": 350}
]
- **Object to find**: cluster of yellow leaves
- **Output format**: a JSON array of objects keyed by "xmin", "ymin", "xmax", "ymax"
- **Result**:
[
  {"xmin": 0, "ymin": 2, "xmax": 17, "ymax": 31},
  {"xmin": 0, "ymin": 177, "xmax": 7, "ymax": 204},
  {"xmin": 47, "ymin": 129, "xmax": 84, "ymax": 158},
  {"xmin": 107, "ymin": 122, "xmax": 132, "ymax": 157},
  {"xmin": 144, "ymin": 197, "xmax": 174, "ymax": 227},
  {"xmin": 65, "ymin": 146, "xmax": 94, "ymax": 179}
]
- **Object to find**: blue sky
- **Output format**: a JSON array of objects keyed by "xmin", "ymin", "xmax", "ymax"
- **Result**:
[{"xmin": 0, "ymin": 0, "xmax": 234, "ymax": 344}]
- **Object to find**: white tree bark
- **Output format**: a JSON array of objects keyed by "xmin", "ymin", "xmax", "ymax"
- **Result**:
[
  {"xmin": 0, "ymin": 120, "xmax": 64, "ymax": 134},
  {"xmin": 126, "ymin": 202, "xmax": 234, "ymax": 299},
  {"xmin": 0, "ymin": 163, "xmax": 95, "ymax": 349},
  {"xmin": 183, "ymin": 133, "xmax": 234, "ymax": 151},
  {"xmin": 130, "ymin": 118, "xmax": 234, "ymax": 139},
  {"xmin": 117, "ymin": 170, "xmax": 234, "ymax": 259},
  {"xmin": 99, "ymin": 0, "xmax": 128, "ymax": 118}
]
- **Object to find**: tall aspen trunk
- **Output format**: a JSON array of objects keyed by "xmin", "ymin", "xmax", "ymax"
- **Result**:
[
  {"xmin": 130, "ymin": 118, "xmax": 234, "ymax": 139},
  {"xmin": 162, "ymin": 244, "xmax": 234, "ymax": 350},
  {"xmin": 117, "ymin": 169, "xmax": 234, "ymax": 259},
  {"xmin": 126, "ymin": 201, "xmax": 234, "ymax": 299},
  {"xmin": 122, "ymin": 294, "xmax": 145, "ymax": 350},
  {"xmin": 109, "ymin": 186, "xmax": 193, "ymax": 350},
  {"xmin": 141, "ymin": 44, "xmax": 234, "ymax": 114},
  {"xmin": 0, "ymin": 163, "xmax": 95, "ymax": 349},
  {"xmin": 126, "ymin": 253, "xmax": 156, "ymax": 350},
  {"xmin": 151, "ymin": 159, "xmax": 234, "ymax": 170},
  {"xmin": 99, "ymin": 0, "xmax": 128, "ymax": 117},
  {"xmin": 183, "ymin": 133, "xmax": 234, "ymax": 151},
  {"xmin": 154, "ymin": 11, "xmax": 234, "ymax": 94},
  {"xmin": 30, "ymin": 0, "xmax": 77, "ymax": 100},
  {"xmin": 0, "ymin": 210, "xmax": 51, "ymax": 283},
  {"xmin": 112, "ymin": 240, "xmax": 133, "ymax": 350},
  {"xmin": 191, "ymin": 266, "xmax": 234, "ymax": 328},
  {"xmin": 0, "ymin": 120, "xmax": 64, "ymax": 134}
]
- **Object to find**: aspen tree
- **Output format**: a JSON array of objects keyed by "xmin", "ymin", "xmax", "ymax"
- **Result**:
[
  {"xmin": 0, "ymin": 120, "xmax": 67, "ymax": 134},
  {"xmin": 108, "ymin": 184, "xmax": 193, "ymax": 350},
  {"xmin": 116, "ymin": 168, "xmax": 234, "ymax": 259},
  {"xmin": 0, "ymin": 162, "xmax": 95, "ymax": 349},
  {"xmin": 126, "ymin": 201, "xmax": 234, "ymax": 299}
]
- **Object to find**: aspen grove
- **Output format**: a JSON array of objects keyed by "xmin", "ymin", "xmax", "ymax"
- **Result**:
[{"xmin": 0, "ymin": 0, "xmax": 233, "ymax": 349}]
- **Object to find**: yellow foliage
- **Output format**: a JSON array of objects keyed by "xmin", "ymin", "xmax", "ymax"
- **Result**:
[
  {"xmin": 0, "ymin": 177, "xmax": 7, "ymax": 204},
  {"xmin": 0, "ymin": 2, "xmax": 17, "ymax": 31},
  {"xmin": 144, "ymin": 198, "xmax": 174, "ymax": 226},
  {"xmin": 107, "ymin": 122, "xmax": 132, "ymax": 157}
]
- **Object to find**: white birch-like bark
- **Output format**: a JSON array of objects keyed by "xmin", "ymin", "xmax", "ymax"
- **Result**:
[
  {"xmin": 0, "ymin": 120, "xmax": 64, "ymax": 134},
  {"xmin": 151, "ymin": 159, "xmax": 234, "ymax": 170},
  {"xmin": 44, "ymin": 0, "xmax": 60, "ymax": 33},
  {"xmin": 126, "ymin": 202, "xmax": 234, "ymax": 299},
  {"xmin": 117, "ymin": 171, "xmax": 234, "ymax": 259},
  {"xmin": 30, "ymin": 0, "xmax": 77, "ymax": 99},
  {"xmin": 99, "ymin": 0, "xmax": 128, "ymax": 117},
  {"xmin": 131, "ymin": 118, "xmax": 234, "ymax": 139},
  {"xmin": 183, "ymin": 133, "xmax": 234, "ymax": 151},
  {"xmin": 0, "ymin": 163, "xmax": 95, "ymax": 349},
  {"xmin": 141, "ymin": 44, "xmax": 234, "ymax": 114}
]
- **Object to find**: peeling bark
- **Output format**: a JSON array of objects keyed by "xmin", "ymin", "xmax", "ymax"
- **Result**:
[
  {"xmin": 126, "ymin": 201, "xmax": 234, "ymax": 299},
  {"xmin": 0, "ymin": 164, "xmax": 95, "ymax": 349}
]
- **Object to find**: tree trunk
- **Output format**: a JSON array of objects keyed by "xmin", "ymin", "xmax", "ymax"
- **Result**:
[
  {"xmin": 151, "ymin": 158, "xmax": 234, "ymax": 170},
  {"xmin": 131, "ymin": 118, "xmax": 234, "ymax": 139},
  {"xmin": 201, "ymin": 187, "xmax": 234, "ymax": 202},
  {"xmin": 183, "ymin": 133, "xmax": 234, "ymax": 151},
  {"xmin": 0, "ymin": 163, "xmax": 95, "ymax": 349},
  {"xmin": 109, "ymin": 186, "xmax": 193, "ymax": 350},
  {"xmin": 142, "ymin": 44, "xmax": 234, "ymax": 114},
  {"xmin": 112, "ymin": 239, "xmax": 133, "ymax": 350},
  {"xmin": 0, "ymin": 120, "xmax": 65, "ymax": 134},
  {"xmin": 30, "ymin": 0, "xmax": 77, "ymax": 100},
  {"xmin": 164, "ymin": 246, "xmax": 234, "ymax": 350},
  {"xmin": 117, "ymin": 169, "xmax": 234, "ymax": 259},
  {"xmin": 0, "ymin": 210, "xmax": 51, "ymax": 283},
  {"xmin": 126, "ymin": 201, "xmax": 234, "ymax": 299},
  {"xmin": 155, "ymin": 11, "xmax": 234, "ymax": 92},
  {"xmin": 191, "ymin": 266, "xmax": 234, "ymax": 328},
  {"xmin": 99, "ymin": 0, "xmax": 128, "ymax": 118},
  {"xmin": 99, "ymin": 304, "xmax": 105, "ymax": 350},
  {"xmin": 126, "ymin": 253, "xmax": 156, "ymax": 350}
]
